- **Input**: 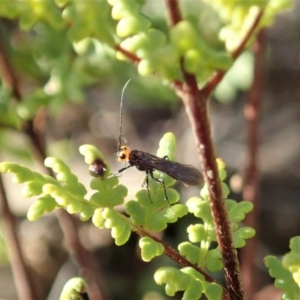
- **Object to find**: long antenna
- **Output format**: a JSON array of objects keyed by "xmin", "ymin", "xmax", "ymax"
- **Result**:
[{"xmin": 118, "ymin": 79, "xmax": 131, "ymax": 150}]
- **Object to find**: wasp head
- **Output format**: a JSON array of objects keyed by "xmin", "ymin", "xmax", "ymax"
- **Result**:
[{"xmin": 117, "ymin": 145, "xmax": 131, "ymax": 162}]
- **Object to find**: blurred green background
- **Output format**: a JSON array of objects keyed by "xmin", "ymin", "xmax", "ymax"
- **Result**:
[{"xmin": 0, "ymin": 1, "xmax": 299, "ymax": 299}]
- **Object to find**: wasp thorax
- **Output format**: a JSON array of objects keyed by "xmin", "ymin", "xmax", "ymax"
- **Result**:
[{"xmin": 117, "ymin": 145, "xmax": 131, "ymax": 162}]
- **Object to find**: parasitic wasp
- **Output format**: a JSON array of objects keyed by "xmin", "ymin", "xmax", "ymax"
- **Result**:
[{"xmin": 106, "ymin": 80, "xmax": 203, "ymax": 205}]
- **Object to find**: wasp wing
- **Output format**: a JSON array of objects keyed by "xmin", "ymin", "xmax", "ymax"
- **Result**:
[{"xmin": 132, "ymin": 151, "xmax": 202, "ymax": 186}]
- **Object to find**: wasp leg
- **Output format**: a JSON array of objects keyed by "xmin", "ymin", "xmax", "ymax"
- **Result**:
[
  {"xmin": 107, "ymin": 165, "xmax": 132, "ymax": 178},
  {"xmin": 142, "ymin": 171, "xmax": 153, "ymax": 203},
  {"xmin": 149, "ymin": 170, "xmax": 170, "ymax": 207}
]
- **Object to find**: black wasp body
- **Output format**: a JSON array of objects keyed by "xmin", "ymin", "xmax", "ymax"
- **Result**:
[
  {"xmin": 103, "ymin": 79, "xmax": 202, "ymax": 204},
  {"xmin": 125, "ymin": 148, "xmax": 202, "ymax": 186},
  {"xmin": 112, "ymin": 145, "xmax": 202, "ymax": 202}
]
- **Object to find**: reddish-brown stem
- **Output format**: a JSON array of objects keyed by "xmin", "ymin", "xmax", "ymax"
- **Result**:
[
  {"xmin": 0, "ymin": 33, "xmax": 39, "ymax": 300},
  {"xmin": 132, "ymin": 225, "xmax": 231, "ymax": 300},
  {"xmin": 202, "ymin": 9, "xmax": 264, "ymax": 98},
  {"xmin": 178, "ymin": 73, "xmax": 244, "ymax": 300},
  {"xmin": 0, "ymin": 175, "xmax": 39, "ymax": 300},
  {"xmin": 241, "ymin": 30, "xmax": 265, "ymax": 299},
  {"xmin": 55, "ymin": 210, "xmax": 109, "ymax": 300},
  {"xmin": 164, "ymin": 2, "xmax": 265, "ymax": 300},
  {"xmin": 165, "ymin": 0, "xmax": 182, "ymax": 25},
  {"xmin": 0, "ymin": 30, "xmax": 46, "ymax": 162},
  {"xmin": 0, "ymin": 30, "xmax": 107, "ymax": 300},
  {"xmin": 0, "ymin": 38, "xmax": 22, "ymax": 100},
  {"xmin": 115, "ymin": 45, "xmax": 140, "ymax": 63},
  {"xmin": 159, "ymin": 240, "xmax": 230, "ymax": 300}
]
